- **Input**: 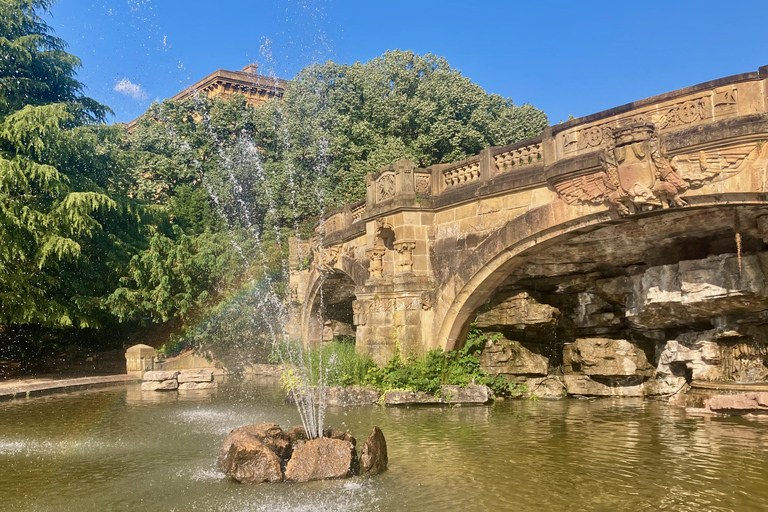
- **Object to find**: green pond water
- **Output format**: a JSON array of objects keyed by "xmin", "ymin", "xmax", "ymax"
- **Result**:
[{"xmin": 2, "ymin": 379, "xmax": 768, "ymax": 511}]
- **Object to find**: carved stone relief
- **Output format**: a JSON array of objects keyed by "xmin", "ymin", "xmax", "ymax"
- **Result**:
[
  {"xmin": 561, "ymin": 95, "xmax": 713, "ymax": 156},
  {"xmin": 366, "ymin": 247, "xmax": 386, "ymax": 278},
  {"xmin": 312, "ymin": 244, "xmax": 340, "ymax": 272},
  {"xmin": 554, "ymin": 122, "xmax": 689, "ymax": 216},
  {"xmin": 670, "ymin": 142, "xmax": 760, "ymax": 187},
  {"xmin": 376, "ymin": 173, "xmax": 395, "ymax": 201},
  {"xmin": 713, "ymin": 87, "xmax": 738, "ymax": 118},
  {"xmin": 352, "ymin": 300, "xmax": 366, "ymax": 326},
  {"xmin": 393, "ymin": 240, "xmax": 417, "ymax": 272},
  {"xmin": 656, "ymin": 97, "xmax": 708, "ymax": 130},
  {"xmin": 414, "ymin": 173, "xmax": 431, "ymax": 197}
]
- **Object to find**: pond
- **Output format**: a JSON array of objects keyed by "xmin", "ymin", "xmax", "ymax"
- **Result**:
[{"xmin": 2, "ymin": 380, "xmax": 768, "ymax": 511}]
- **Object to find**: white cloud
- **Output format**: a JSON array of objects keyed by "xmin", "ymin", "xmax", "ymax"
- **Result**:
[{"xmin": 114, "ymin": 78, "xmax": 148, "ymax": 100}]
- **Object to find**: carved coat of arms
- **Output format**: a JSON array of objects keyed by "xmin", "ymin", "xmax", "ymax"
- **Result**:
[{"xmin": 555, "ymin": 122, "xmax": 688, "ymax": 216}]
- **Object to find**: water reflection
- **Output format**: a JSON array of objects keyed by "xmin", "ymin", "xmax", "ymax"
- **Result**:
[{"xmin": 1, "ymin": 382, "xmax": 768, "ymax": 511}]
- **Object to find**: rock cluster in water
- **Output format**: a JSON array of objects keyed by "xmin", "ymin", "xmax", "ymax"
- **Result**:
[
  {"xmin": 141, "ymin": 369, "xmax": 217, "ymax": 391},
  {"xmin": 217, "ymin": 423, "xmax": 387, "ymax": 483}
]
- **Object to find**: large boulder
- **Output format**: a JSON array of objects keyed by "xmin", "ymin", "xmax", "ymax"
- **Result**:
[
  {"xmin": 284, "ymin": 437, "xmax": 358, "ymax": 482},
  {"xmin": 479, "ymin": 336, "xmax": 548, "ymax": 376},
  {"xmin": 475, "ymin": 292, "xmax": 559, "ymax": 331},
  {"xmin": 221, "ymin": 433, "xmax": 283, "ymax": 483},
  {"xmin": 360, "ymin": 426, "xmax": 388, "ymax": 475},
  {"xmin": 626, "ymin": 253, "xmax": 768, "ymax": 330},
  {"xmin": 564, "ymin": 338, "xmax": 653, "ymax": 377},
  {"xmin": 217, "ymin": 423, "xmax": 292, "ymax": 470}
]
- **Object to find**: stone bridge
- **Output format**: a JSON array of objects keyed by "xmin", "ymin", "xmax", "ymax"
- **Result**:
[{"xmin": 289, "ymin": 65, "xmax": 768, "ymax": 395}]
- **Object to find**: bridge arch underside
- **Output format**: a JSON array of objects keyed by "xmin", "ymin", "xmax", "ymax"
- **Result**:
[
  {"xmin": 439, "ymin": 197, "xmax": 768, "ymax": 391},
  {"xmin": 305, "ymin": 270, "xmax": 358, "ymax": 347}
]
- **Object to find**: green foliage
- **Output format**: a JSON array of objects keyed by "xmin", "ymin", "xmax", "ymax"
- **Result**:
[
  {"xmin": 272, "ymin": 324, "xmax": 527, "ymax": 398},
  {"xmin": 0, "ymin": 0, "xmax": 145, "ymax": 330},
  {"xmin": 272, "ymin": 339, "xmax": 378, "ymax": 389},
  {"xmin": 275, "ymin": 50, "xmax": 549, "ymax": 209},
  {"xmin": 106, "ymin": 227, "xmax": 243, "ymax": 323},
  {"xmin": 0, "ymin": 0, "xmax": 108, "ymax": 122},
  {"xmin": 0, "ymin": 3, "xmax": 550, "ymax": 364},
  {"xmin": 364, "ymin": 328, "xmax": 526, "ymax": 398}
]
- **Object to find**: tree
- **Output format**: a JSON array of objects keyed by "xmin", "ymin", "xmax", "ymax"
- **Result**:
[
  {"xmin": 112, "ymin": 50, "xmax": 549, "ymax": 354},
  {"xmin": 0, "ymin": 0, "xmax": 135, "ymax": 329},
  {"xmin": 276, "ymin": 50, "xmax": 549, "ymax": 208}
]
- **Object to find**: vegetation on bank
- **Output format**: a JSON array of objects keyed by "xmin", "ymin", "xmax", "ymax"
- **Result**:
[
  {"xmin": 275, "ymin": 326, "xmax": 527, "ymax": 398},
  {"xmin": 0, "ymin": 0, "xmax": 549, "ymax": 369}
]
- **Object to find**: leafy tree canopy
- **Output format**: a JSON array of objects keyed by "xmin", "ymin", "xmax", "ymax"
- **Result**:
[{"xmin": 0, "ymin": 0, "xmax": 141, "ymax": 329}]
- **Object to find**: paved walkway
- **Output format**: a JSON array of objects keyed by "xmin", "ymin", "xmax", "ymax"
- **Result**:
[{"xmin": 0, "ymin": 374, "xmax": 139, "ymax": 399}]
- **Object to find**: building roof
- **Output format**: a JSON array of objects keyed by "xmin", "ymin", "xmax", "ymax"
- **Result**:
[{"xmin": 125, "ymin": 64, "xmax": 289, "ymax": 130}]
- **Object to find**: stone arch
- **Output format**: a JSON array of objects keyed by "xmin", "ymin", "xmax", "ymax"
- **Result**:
[
  {"xmin": 300, "ymin": 253, "xmax": 369, "ymax": 347},
  {"xmin": 435, "ymin": 193, "xmax": 768, "ymax": 351}
]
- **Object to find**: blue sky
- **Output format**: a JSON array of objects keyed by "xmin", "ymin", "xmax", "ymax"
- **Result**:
[{"xmin": 49, "ymin": 0, "xmax": 768, "ymax": 125}]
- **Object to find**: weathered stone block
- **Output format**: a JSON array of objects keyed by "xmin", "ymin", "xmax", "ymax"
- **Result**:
[
  {"xmin": 384, "ymin": 390, "xmax": 442, "ymax": 405},
  {"xmin": 284, "ymin": 437, "xmax": 357, "ymax": 482},
  {"xmin": 511, "ymin": 376, "xmax": 565, "ymax": 398},
  {"xmin": 142, "ymin": 370, "xmax": 179, "ymax": 382},
  {"xmin": 177, "ymin": 369, "xmax": 214, "ymax": 383},
  {"xmin": 442, "ymin": 384, "xmax": 492, "ymax": 404},
  {"xmin": 141, "ymin": 379, "xmax": 178, "ymax": 391},
  {"xmin": 384, "ymin": 385, "xmax": 492, "ymax": 405},
  {"xmin": 178, "ymin": 381, "xmax": 217, "ymax": 391},
  {"xmin": 217, "ymin": 423, "xmax": 292, "ymax": 469},
  {"xmin": 627, "ymin": 253, "xmax": 768, "ymax": 329},
  {"xmin": 475, "ymin": 292, "xmax": 559, "ymax": 330},
  {"xmin": 223, "ymin": 434, "xmax": 283, "ymax": 483},
  {"xmin": 656, "ymin": 331, "xmax": 725, "ymax": 381},
  {"xmin": 479, "ymin": 337, "xmax": 548, "ymax": 376},
  {"xmin": 564, "ymin": 338, "xmax": 653, "ymax": 377},
  {"xmin": 705, "ymin": 393, "xmax": 768, "ymax": 415},
  {"xmin": 563, "ymin": 374, "xmax": 645, "ymax": 396}
]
